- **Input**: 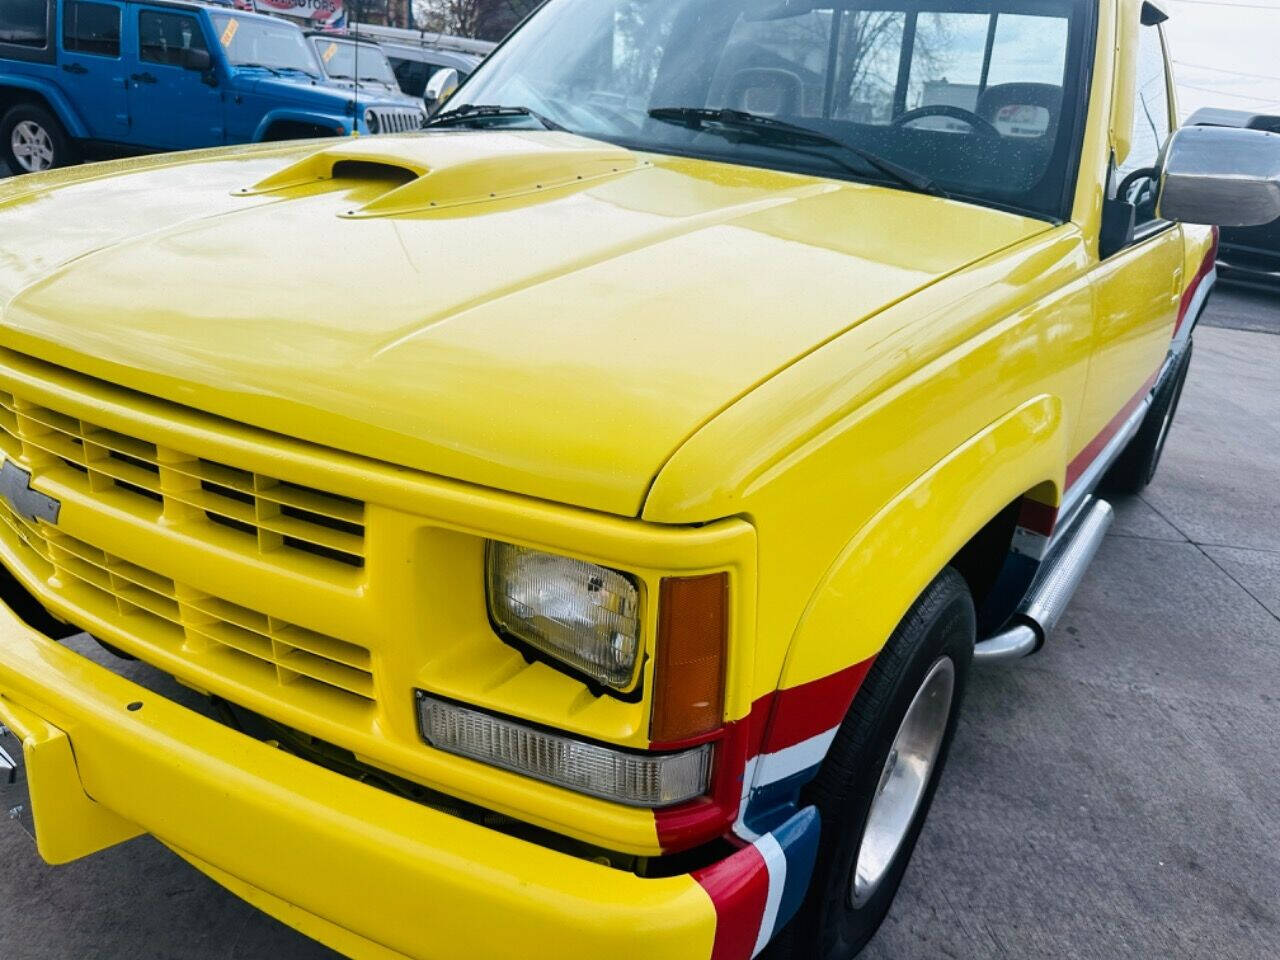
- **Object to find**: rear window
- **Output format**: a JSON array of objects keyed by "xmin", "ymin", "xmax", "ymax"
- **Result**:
[
  {"xmin": 63, "ymin": 0, "xmax": 121, "ymax": 57},
  {"xmin": 0, "ymin": 0, "xmax": 49, "ymax": 47}
]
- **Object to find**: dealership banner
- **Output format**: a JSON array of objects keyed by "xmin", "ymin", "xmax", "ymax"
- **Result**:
[{"xmin": 252, "ymin": 0, "xmax": 346, "ymax": 27}]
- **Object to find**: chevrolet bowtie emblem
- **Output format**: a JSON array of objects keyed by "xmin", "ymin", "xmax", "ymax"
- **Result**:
[{"xmin": 0, "ymin": 460, "xmax": 60, "ymax": 526}]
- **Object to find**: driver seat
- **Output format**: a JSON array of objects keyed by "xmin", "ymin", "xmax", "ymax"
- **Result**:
[{"xmin": 977, "ymin": 82, "xmax": 1063, "ymax": 140}]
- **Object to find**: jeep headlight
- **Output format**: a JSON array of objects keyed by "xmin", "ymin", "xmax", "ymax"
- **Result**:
[
  {"xmin": 364, "ymin": 108, "xmax": 379, "ymax": 134},
  {"xmin": 486, "ymin": 542, "xmax": 641, "ymax": 690}
]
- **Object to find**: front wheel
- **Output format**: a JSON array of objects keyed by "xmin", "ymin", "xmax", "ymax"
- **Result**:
[
  {"xmin": 2, "ymin": 105, "xmax": 77, "ymax": 174},
  {"xmin": 766, "ymin": 567, "xmax": 974, "ymax": 959}
]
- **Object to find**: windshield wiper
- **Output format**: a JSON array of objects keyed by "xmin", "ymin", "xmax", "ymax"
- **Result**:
[
  {"xmin": 427, "ymin": 104, "xmax": 567, "ymax": 133},
  {"xmin": 648, "ymin": 107, "xmax": 949, "ymax": 199},
  {"xmin": 238, "ymin": 62, "xmax": 283, "ymax": 77}
]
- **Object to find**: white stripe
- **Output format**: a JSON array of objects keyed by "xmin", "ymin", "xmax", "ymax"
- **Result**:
[
  {"xmin": 752, "ymin": 833, "xmax": 788, "ymax": 958},
  {"xmin": 754, "ymin": 727, "xmax": 839, "ymax": 787},
  {"xmin": 1174, "ymin": 267, "xmax": 1216, "ymax": 346}
]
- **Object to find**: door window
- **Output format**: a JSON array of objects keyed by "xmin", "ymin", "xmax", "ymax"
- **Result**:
[
  {"xmin": 0, "ymin": 0, "xmax": 49, "ymax": 47},
  {"xmin": 139, "ymin": 9, "xmax": 207, "ymax": 66},
  {"xmin": 1117, "ymin": 23, "xmax": 1171, "ymax": 223},
  {"xmin": 63, "ymin": 1, "xmax": 120, "ymax": 57}
]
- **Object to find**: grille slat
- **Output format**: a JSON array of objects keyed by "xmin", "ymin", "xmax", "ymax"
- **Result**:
[
  {"xmin": 0, "ymin": 389, "xmax": 365, "ymax": 568},
  {"xmin": 0, "ymin": 502, "xmax": 376, "ymax": 707}
]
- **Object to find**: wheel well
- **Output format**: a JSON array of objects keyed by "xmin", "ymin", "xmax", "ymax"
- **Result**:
[
  {"xmin": 262, "ymin": 120, "xmax": 336, "ymax": 142},
  {"xmin": 0, "ymin": 86, "xmax": 53, "ymax": 119},
  {"xmin": 950, "ymin": 482, "xmax": 1057, "ymax": 634},
  {"xmin": 951, "ymin": 499, "xmax": 1020, "ymax": 612}
]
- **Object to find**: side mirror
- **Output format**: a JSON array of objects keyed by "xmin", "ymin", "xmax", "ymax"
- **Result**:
[
  {"xmin": 1158, "ymin": 125, "xmax": 1280, "ymax": 227},
  {"xmin": 424, "ymin": 68, "xmax": 459, "ymax": 116},
  {"xmin": 183, "ymin": 47, "xmax": 212, "ymax": 74}
]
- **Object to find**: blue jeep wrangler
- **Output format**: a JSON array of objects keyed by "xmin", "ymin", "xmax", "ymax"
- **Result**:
[{"xmin": 0, "ymin": 0, "xmax": 425, "ymax": 173}]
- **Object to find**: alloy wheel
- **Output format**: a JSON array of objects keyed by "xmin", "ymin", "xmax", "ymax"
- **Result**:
[
  {"xmin": 11, "ymin": 121, "xmax": 55, "ymax": 173},
  {"xmin": 850, "ymin": 656, "xmax": 956, "ymax": 908}
]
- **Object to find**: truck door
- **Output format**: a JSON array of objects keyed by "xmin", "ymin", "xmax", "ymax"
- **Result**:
[
  {"xmin": 126, "ymin": 6, "xmax": 222, "ymax": 149},
  {"xmin": 56, "ymin": 0, "xmax": 129, "ymax": 140},
  {"xmin": 1075, "ymin": 11, "xmax": 1183, "ymax": 488}
]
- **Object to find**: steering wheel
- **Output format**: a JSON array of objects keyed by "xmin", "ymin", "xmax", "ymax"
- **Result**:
[{"xmin": 892, "ymin": 105, "xmax": 1001, "ymax": 138}]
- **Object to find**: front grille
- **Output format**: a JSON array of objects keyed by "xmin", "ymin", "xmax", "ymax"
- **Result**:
[
  {"xmin": 0, "ymin": 390, "xmax": 366, "ymax": 569},
  {"xmin": 0, "ymin": 497, "xmax": 375, "ymax": 705},
  {"xmin": 371, "ymin": 107, "xmax": 424, "ymax": 134}
]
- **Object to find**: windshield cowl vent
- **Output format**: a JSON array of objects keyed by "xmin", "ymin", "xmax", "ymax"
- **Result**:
[{"xmin": 234, "ymin": 132, "xmax": 648, "ymax": 218}]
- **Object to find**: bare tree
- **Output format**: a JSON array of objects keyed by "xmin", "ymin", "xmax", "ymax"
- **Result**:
[{"xmin": 412, "ymin": 0, "xmax": 536, "ymax": 39}]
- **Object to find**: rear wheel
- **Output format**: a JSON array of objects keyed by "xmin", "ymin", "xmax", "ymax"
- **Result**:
[
  {"xmin": 2, "ymin": 105, "xmax": 77, "ymax": 174},
  {"xmin": 1104, "ymin": 339, "xmax": 1194, "ymax": 494},
  {"xmin": 766, "ymin": 567, "xmax": 975, "ymax": 959}
]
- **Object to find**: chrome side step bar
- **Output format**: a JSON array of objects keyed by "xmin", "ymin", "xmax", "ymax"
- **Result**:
[{"xmin": 974, "ymin": 498, "xmax": 1115, "ymax": 664}]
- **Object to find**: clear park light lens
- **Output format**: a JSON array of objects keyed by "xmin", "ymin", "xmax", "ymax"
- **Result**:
[
  {"xmin": 486, "ymin": 542, "xmax": 641, "ymax": 690},
  {"xmin": 417, "ymin": 693, "xmax": 711, "ymax": 807}
]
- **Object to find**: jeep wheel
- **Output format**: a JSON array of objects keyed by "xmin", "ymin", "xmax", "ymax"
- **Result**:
[
  {"xmin": 2, "ymin": 105, "xmax": 77, "ymax": 174},
  {"xmin": 1104, "ymin": 339, "xmax": 1194, "ymax": 494},
  {"xmin": 766, "ymin": 567, "xmax": 974, "ymax": 959}
]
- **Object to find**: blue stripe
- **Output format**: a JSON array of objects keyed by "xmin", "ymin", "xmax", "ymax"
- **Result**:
[{"xmin": 770, "ymin": 806, "xmax": 821, "ymax": 935}]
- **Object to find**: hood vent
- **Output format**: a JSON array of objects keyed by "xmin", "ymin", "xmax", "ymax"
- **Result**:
[{"xmin": 236, "ymin": 132, "xmax": 649, "ymax": 219}]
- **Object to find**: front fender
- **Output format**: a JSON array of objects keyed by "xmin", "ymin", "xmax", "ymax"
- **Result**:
[
  {"xmin": 0, "ymin": 74, "xmax": 89, "ymax": 139},
  {"xmin": 252, "ymin": 109, "xmax": 350, "ymax": 142},
  {"xmin": 782, "ymin": 393, "xmax": 1065, "ymax": 689},
  {"xmin": 730, "ymin": 394, "xmax": 1066, "ymax": 840}
]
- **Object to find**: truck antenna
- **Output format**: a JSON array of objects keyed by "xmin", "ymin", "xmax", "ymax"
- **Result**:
[{"xmin": 351, "ymin": 4, "xmax": 361, "ymax": 136}]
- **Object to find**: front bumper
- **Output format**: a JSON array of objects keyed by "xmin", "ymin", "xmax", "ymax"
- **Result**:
[
  {"xmin": 0, "ymin": 593, "xmax": 819, "ymax": 960},
  {"xmin": 0, "ymin": 597, "xmax": 715, "ymax": 960}
]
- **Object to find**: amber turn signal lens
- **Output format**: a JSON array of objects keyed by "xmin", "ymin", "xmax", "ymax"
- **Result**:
[{"xmin": 651, "ymin": 573, "xmax": 728, "ymax": 744}]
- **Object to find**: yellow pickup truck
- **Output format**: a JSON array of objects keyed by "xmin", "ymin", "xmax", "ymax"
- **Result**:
[{"xmin": 0, "ymin": 1, "xmax": 1276, "ymax": 958}]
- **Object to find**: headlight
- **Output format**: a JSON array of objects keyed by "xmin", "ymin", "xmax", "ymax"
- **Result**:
[
  {"xmin": 416, "ymin": 693, "xmax": 711, "ymax": 806},
  {"xmin": 364, "ymin": 108, "xmax": 379, "ymax": 134},
  {"xmin": 486, "ymin": 542, "xmax": 641, "ymax": 690}
]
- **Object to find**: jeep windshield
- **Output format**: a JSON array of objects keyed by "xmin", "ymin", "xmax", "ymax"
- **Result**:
[
  {"xmin": 311, "ymin": 37, "xmax": 399, "ymax": 87},
  {"xmin": 212, "ymin": 14, "xmax": 322, "ymax": 77},
  {"xmin": 456, "ymin": 0, "xmax": 1093, "ymax": 219}
]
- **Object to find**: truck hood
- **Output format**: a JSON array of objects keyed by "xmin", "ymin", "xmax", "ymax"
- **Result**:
[{"xmin": 0, "ymin": 133, "xmax": 1047, "ymax": 516}]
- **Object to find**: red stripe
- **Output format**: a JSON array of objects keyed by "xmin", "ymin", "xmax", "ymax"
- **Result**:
[
  {"xmin": 758, "ymin": 659, "xmax": 874, "ymax": 755},
  {"xmin": 1175, "ymin": 231, "xmax": 1218, "ymax": 335},
  {"xmin": 1065, "ymin": 370, "xmax": 1159, "ymax": 489},
  {"xmin": 654, "ymin": 658, "xmax": 874, "ymax": 852},
  {"xmin": 1015, "ymin": 499, "xmax": 1058, "ymax": 536},
  {"xmin": 692, "ymin": 843, "xmax": 770, "ymax": 960}
]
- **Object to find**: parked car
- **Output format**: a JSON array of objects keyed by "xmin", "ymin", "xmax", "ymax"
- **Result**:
[
  {"xmin": 0, "ymin": 0, "xmax": 424, "ymax": 172},
  {"xmin": 349, "ymin": 23, "xmax": 491, "ymax": 104},
  {"xmin": 1188, "ymin": 107, "xmax": 1280, "ymax": 287},
  {"xmin": 0, "ymin": 2, "xmax": 1276, "ymax": 960},
  {"xmin": 305, "ymin": 29, "xmax": 401, "ymax": 99}
]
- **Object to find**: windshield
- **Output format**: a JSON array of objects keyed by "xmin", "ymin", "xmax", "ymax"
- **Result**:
[
  {"xmin": 212, "ymin": 14, "xmax": 322, "ymax": 76},
  {"xmin": 312, "ymin": 37, "xmax": 399, "ymax": 85},
  {"xmin": 456, "ymin": 0, "xmax": 1091, "ymax": 218}
]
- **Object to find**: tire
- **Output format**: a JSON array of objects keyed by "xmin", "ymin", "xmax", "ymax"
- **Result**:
[
  {"xmin": 1, "ymin": 104, "xmax": 78, "ymax": 174},
  {"xmin": 766, "ymin": 567, "xmax": 975, "ymax": 960},
  {"xmin": 1104, "ymin": 339, "xmax": 1195, "ymax": 494}
]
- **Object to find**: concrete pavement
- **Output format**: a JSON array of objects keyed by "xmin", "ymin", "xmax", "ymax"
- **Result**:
[{"xmin": 0, "ymin": 288, "xmax": 1277, "ymax": 959}]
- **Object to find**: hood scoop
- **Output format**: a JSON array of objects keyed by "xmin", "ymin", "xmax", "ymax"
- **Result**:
[{"xmin": 236, "ymin": 131, "xmax": 649, "ymax": 219}]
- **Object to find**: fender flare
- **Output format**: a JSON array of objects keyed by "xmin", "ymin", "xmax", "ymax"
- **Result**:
[
  {"xmin": 732, "ymin": 395, "xmax": 1066, "ymax": 839},
  {"xmin": 0, "ymin": 75, "xmax": 89, "ymax": 139},
  {"xmin": 252, "ymin": 109, "xmax": 347, "ymax": 143},
  {"xmin": 783, "ymin": 393, "xmax": 1066, "ymax": 689}
]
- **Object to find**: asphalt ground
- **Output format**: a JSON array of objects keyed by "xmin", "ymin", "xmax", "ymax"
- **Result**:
[{"xmin": 0, "ymin": 254, "xmax": 1275, "ymax": 960}]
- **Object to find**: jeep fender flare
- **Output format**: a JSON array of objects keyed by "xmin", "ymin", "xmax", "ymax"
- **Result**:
[
  {"xmin": 252, "ymin": 109, "xmax": 347, "ymax": 143},
  {"xmin": 0, "ymin": 74, "xmax": 89, "ymax": 139}
]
